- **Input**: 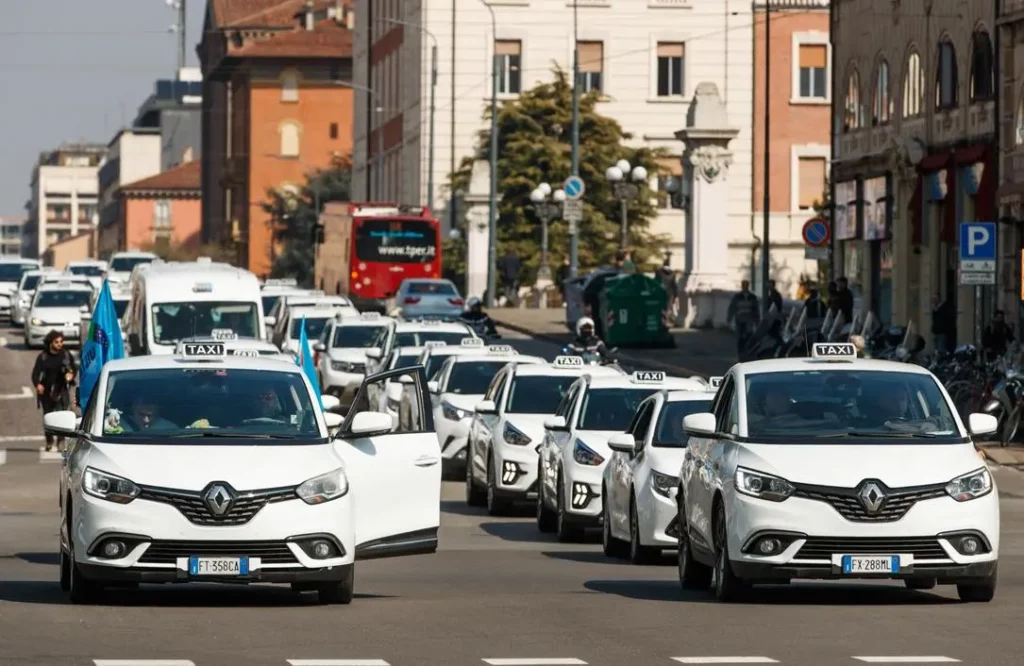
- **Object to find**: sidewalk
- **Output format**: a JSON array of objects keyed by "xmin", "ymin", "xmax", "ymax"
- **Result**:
[
  {"xmin": 978, "ymin": 441, "xmax": 1024, "ymax": 468},
  {"xmin": 491, "ymin": 307, "xmax": 737, "ymax": 377}
]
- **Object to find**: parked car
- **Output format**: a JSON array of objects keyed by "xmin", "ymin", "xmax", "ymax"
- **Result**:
[{"xmin": 395, "ymin": 279, "xmax": 465, "ymax": 321}]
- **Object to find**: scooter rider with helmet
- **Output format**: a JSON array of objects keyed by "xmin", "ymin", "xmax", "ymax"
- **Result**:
[
  {"xmin": 459, "ymin": 297, "xmax": 500, "ymax": 337},
  {"xmin": 568, "ymin": 316, "xmax": 615, "ymax": 364}
]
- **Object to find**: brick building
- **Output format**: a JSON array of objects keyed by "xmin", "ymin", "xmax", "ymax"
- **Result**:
[{"xmin": 198, "ymin": 0, "xmax": 355, "ymax": 278}]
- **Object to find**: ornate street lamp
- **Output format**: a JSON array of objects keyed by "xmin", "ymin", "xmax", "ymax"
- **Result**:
[{"xmin": 605, "ymin": 159, "xmax": 648, "ymax": 250}]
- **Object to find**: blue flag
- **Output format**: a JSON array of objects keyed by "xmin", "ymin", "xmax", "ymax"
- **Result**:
[
  {"xmin": 296, "ymin": 315, "xmax": 324, "ymax": 409},
  {"xmin": 79, "ymin": 280, "xmax": 125, "ymax": 407}
]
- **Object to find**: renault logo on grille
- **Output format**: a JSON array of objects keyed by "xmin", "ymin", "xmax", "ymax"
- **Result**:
[
  {"xmin": 857, "ymin": 481, "xmax": 887, "ymax": 514},
  {"xmin": 203, "ymin": 482, "xmax": 236, "ymax": 516}
]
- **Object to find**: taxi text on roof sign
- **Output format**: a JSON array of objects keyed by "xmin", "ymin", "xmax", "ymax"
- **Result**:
[
  {"xmin": 180, "ymin": 342, "xmax": 225, "ymax": 358},
  {"xmin": 193, "ymin": 282, "xmax": 213, "ymax": 293},
  {"xmin": 553, "ymin": 355, "xmax": 585, "ymax": 367},
  {"xmin": 424, "ymin": 340, "xmax": 447, "ymax": 348},
  {"xmin": 631, "ymin": 370, "xmax": 665, "ymax": 383},
  {"xmin": 264, "ymin": 278, "xmax": 297, "ymax": 287},
  {"xmin": 461, "ymin": 338, "xmax": 484, "ymax": 346},
  {"xmin": 210, "ymin": 328, "xmax": 237, "ymax": 340},
  {"xmin": 487, "ymin": 345, "xmax": 515, "ymax": 354},
  {"xmin": 811, "ymin": 342, "xmax": 857, "ymax": 360},
  {"xmin": 359, "ymin": 312, "xmax": 381, "ymax": 320},
  {"xmin": 231, "ymin": 349, "xmax": 260, "ymax": 357},
  {"xmin": 708, "ymin": 376, "xmax": 723, "ymax": 389},
  {"xmin": 420, "ymin": 319, "xmax": 441, "ymax": 325}
]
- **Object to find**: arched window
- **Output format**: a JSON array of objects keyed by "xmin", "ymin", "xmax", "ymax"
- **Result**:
[
  {"xmin": 279, "ymin": 122, "xmax": 300, "ymax": 157},
  {"xmin": 844, "ymin": 68, "xmax": 863, "ymax": 131},
  {"xmin": 281, "ymin": 69, "xmax": 299, "ymax": 103},
  {"xmin": 873, "ymin": 60, "xmax": 892, "ymax": 125},
  {"xmin": 903, "ymin": 50, "xmax": 924, "ymax": 117},
  {"xmin": 971, "ymin": 30, "xmax": 994, "ymax": 101},
  {"xmin": 936, "ymin": 39, "xmax": 958, "ymax": 109}
]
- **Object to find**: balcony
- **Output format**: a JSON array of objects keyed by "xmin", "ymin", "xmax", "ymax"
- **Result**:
[{"xmin": 98, "ymin": 157, "xmax": 121, "ymax": 191}]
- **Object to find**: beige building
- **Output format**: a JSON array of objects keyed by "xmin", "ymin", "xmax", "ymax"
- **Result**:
[
  {"xmin": 831, "ymin": 0, "xmax": 996, "ymax": 346},
  {"xmin": 24, "ymin": 144, "xmax": 105, "ymax": 259}
]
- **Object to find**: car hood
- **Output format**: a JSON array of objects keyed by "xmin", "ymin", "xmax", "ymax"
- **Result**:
[
  {"xmin": 505, "ymin": 414, "xmax": 550, "ymax": 443},
  {"xmin": 87, "ymin": 442, "xmax": 341, "ymax": 490},
  {"xmin": 31, "ymin": 307, "xmax": 84, "ymax": 323},
  {"xmin": 441, "ymin": 393, "xmax": 481, "ymax": 412},
  {"xmin": 735, "ymin": 443, "xmax": 985, "ymax": 487},
  {"xmin": 645, "ymin": 446, "xmax": 688, "ymax": 477},
  {"xmin": 0, "ymin": 282, "xmax": 17, "ymax": 295},
  {"xmin": 327, "ymin": 348, "xmax": 369, "ymax": 363}
]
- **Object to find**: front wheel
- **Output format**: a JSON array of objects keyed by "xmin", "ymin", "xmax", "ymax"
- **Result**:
[
  {"xmin": 465, "ymin": 447, "xmax": 486, "ymax": 507},
  {"xmin": 677, "ymin": 497, "xmax": 712, "ymax": 590},
  {"xmin": 712, "ymin": 502, "xmax": 749, "ymax": 602},
  {"xmin": 317, "ymin": 565, "xmax": 354, "ymax": 605},
  {"xmin": 601, "ymin": 488, "xmax": 628, "ymax": 558},
  {"xmin": 628, "ymin": 499, "xmax": 660, "ymax": 564},
  {"xmin": 957, "ymin": 567, "xmax": 997, "ymax": 602}
]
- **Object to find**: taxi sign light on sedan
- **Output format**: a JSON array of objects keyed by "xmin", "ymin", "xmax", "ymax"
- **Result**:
[
  {"xmin": 553, "ymin": 355, "xmax": 585, "ymax": 367},
  {"xmin": 630, "ymin": 370, "xmax": 665, "ymax": 383},
  {"xmin": 193, "ymin": 282, "xmax": 213, "ymax": 293},
  {"xmin": 181, "ymin": 342, "xmax": 225, "ymax": 357},
  {"xmin": 708, "ymin": 376, "xmax": 723, "ymax": 389},
  {"xmin": 210, "ymin": 328, "xmax": 237, "ymax": 340},
  {"xmin": 460, "ymin": 337, "xmax": 484, "ymax": 346},
  {"xmin": 359, "ymin": 312, "xmax": 381, "ymax": 320},
  {"xmin": 487, "ymin": 345, "xmax": 515, "ymax": 354},
  {"xmin": 424, "ymin": 340, "xmax": 447, "ymax": 348},
  {"xmin": 811, "ymin": 342, "xmax": 857, "ymax": 360}
]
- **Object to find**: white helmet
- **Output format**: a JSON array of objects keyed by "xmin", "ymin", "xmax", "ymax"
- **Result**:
[
  {"xmin": 576, "ymin": 316, "xmax": 595, "ymax": 336},
  {"xmin": 467, "ymin": 296, "xmax": 482, "ymax": 310}
]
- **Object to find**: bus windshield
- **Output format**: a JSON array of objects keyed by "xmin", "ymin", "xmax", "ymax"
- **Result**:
[{"xmin": 355, "ymin": 219, "xmax": 437, "ymax": 264}]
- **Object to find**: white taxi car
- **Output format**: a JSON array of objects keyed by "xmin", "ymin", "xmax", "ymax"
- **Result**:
[
  {"xmin": 537, "ymin": 370, "xmax": 706, "ymax": 542},
  {"xmin": 277, "ymin": 303, "xmax": 356, "ymax": 356},
  {"xmin": 374, "ymin": 343, "xmax": 441, "ymax": 417},
  {"xmin": 425, "ymin": 343, "xmax": 545, "ymax": 478},
  {"xmin": 365, "ymin": 319, "xmax": 478, "ymax": 377},
  {"xmin": 176, "ymin": 332, "xmax": 292, "ymax": 361},
  {"xmin": 25, "ymin": 281, "xmax": 95, "ymax": 349},
  {"xmin": 45, "ymin": 339, "xmax": 441, "ymax": 605},
  {"xmin": 268, "ymin": 293, "xmax": 356, "ymax": 347},
  {"xmin": 315, "ymin": 312, "xmax": 396, "ymax": 407},
  {"xmin": 11, "ymin": 267, "xmax": 58, "ymax": 326},
  {"xmin": 466, "ymin": 356, "xmax": 624, "ymax": 515},
  {"xmin": 602, "ymin": 383, "xmax": 718, "ymax": 563},
  {"xmin": 677, "ymin": 343, "xmax": 1000, "ymax": 602}
]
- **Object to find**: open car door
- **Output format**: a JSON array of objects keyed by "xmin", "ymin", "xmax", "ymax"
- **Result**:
[{"xmin": 333, "ymin": 365, "xmax": 441, "ymax": 560}]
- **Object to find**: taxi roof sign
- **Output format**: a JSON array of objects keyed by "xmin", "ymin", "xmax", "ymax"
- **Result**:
[
  {"xmin": 192, "ymin": 282, "xmax": 213, "ymax": 293},
  {"xmin": 230, "ymin": 349, "xmax": 260, "ymax": 357},
  {"xmin": 811, "ymin": 342, "xmax": 857, "ymax": 360},
  {"xmin": 179, "ymin": 341, "xmax": 225, "ymax": 358},
  {"xmin": 264, "ymin": 278, "xmax": 297, "ymax": 287},
  {"xmin": 631, "ymin": 370, "xmax": 665, "ymax": 383},
  {"xmin": 420, "ymin": 319, "xmax": 441, "ymax": 325},
  {"xmin": 487, "ymin": 344, "xmax": 515, "ymax": 354},
  {"xmin": 424, "ymin": 340, "xmax": 447, "ymax": 348},
  {"xmin": 210, "ymin": 328, "xmax": 237, "ymax": 340},
  {"xmin": 461, "ymin": 338, "xmax": 484, "ymax": 346},
  {"xmin": 359, "ymin": 312, "xmax": 381, "ymax": 320},
  {"xmin": 552, "ymin": 355, "xmax": 585, "ymax": 367},
  {"xmin": 708, "ymin": 376, "xmax": 723, "ymax": 389}
]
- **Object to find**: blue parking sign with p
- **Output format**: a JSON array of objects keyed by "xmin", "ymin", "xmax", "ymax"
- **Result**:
[{"xmin": 959, "ymin": 222, "xmax": 996, "ymax": 262}]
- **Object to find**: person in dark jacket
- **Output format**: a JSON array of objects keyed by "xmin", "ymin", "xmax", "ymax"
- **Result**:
[
  {"xmin": 833, "ymin": 277, "xmax": 854, "ymax": 323},
  {"xmin": 31, "ymin": 331, "xmax": 78, "ymax": 451},
  {"xmin": 727, "ymin": 280, "xmax": 760, "ymax": 358},
  {"xmin": 803, "ymin": 286, "xmax": 827, "ymax": 320},
  {"xmin": 982, "ymin": 309, "xmax": 1015, "ymax": 359},
  {"xmin": 766, "ymin": 280, "xmax": 784, "ymax": 313},
  {"xmin": 555, "ymin": 258, "xmax": 570, "ymax": 302},
  {"xmin": 497, "ymin": 249, "xmax": 521, "ymax": 307},
  {"xmin": 458, "ymin": 297, "xmax": 499, "ymax": 337},
  {"xmin": 931, "ymin": 294, "xmax": 956, "ymax": 353}
]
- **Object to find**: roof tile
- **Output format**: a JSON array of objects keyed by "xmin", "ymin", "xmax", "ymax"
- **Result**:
[
  {"xmin": 230, "ymin": 18, "xmax": 352, "ymax": 58},
  {"xmin": 120, "ymin": 161, "xmax": 201, "ymax": 193}
]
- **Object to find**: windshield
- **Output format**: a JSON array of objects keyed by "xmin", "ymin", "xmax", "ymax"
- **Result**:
[
  {"xmin": 506, "ymin": 375, "xmax": 578, "ymax": 414},
  {"xmin": 395, "ymin": 331, "xmax": 472, "ymax": 347},
  {"xmin": 744, "ymin": 370, "xmax": 961, "ymax": 441},
  {"xmin": 577, "ymin": 388, "xmax": 659, "ymax": 431},
  {"xmin": 0, "ymin": 263, "xmax": 32, "ymax": 282},
  {"xmin": 110, "ymin": 256, "xmax": 153, "ymax": 272},
  {"xmin": 261, "ymin": 295, "xmax": 279, "ymax": 315},
  {"xmin": 391, "ymin": 353, "xmax": 421, "ymax": 371},
  {"xmin": 447, "ymin": 360, "xmax": 508, "ymax": 395},
  {"xmin": 35, "ymin": 290, "xmax": 91, "ymax": 308},
  {"xmin": 19, "ymin": 274, "xmax": 41, "ymax": 291},
  {"xmin": 100, "ymin": 368, "xmax": 322, "ymax": 441},
  {"xmin": 151, "ymin": 301, "xmax": 260, "ymax": 345},
  {"xmin": 653, "ymin": 399, "xmax": 714, "ymax": 447},
  {"xmin": 423, "ymin": 354, "xmax": 454, "ymax": 379},
  {"xmin": 355, "ymin": 218, "xmax": 438, "ymax": 263},
  {"xmin": 113, "ymin": 299, "xmax": 129, "ymax": 319},
  {"xmin": 69, "ymin": 265, "xmax": 104, "ymax": 277},
  {"xmin": 332, "ymin": 325, "xmax": 383, "ymax": 348},
  {"xmin": 290, "ymin": 316, "xmax": 330, "ymax": 340},
  {"xmin": 407, "ymin": 281, "xmax": 456, "ymax": 295}
]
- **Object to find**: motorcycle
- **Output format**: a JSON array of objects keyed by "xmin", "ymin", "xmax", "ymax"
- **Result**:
[
  {"xmin": 561, "ymin": 343, "xmax": 619, "ymax": 367},
  {"xmin": 459, "ymin": 315, "xmax": 502, "ymax": 341}
]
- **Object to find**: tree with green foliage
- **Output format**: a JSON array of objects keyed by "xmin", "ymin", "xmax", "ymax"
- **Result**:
[
  {"xmin": 445, "ymin": 68, "xmax": 668, "ymax": 286},
  {"xmin": 264, "ymin": 157, "xmax": 352, "ymax": 286}
]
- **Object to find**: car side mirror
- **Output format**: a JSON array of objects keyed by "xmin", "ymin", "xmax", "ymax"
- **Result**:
[
  {"xmin": 543, "ymin": 415, "xmax": 567, "ymax": 431},
  {"xmin": 366, "ymin": 348, "xmax": 382, "ymax": 360},
  {"xmin": 475, "ymin": 400, "xmax": 497, "ymax": 414},
  {"xmin": 682, "ymin": 412, "xmax": 718, "ymax": 436},
  {"xmin": 968, "ymin": 412, "xmax": 998, "ymax": 437},
  {"xmin": 428, "ymin": 380, "xmax": 439, "ymax": 394},
  {"xmin": 324, "ymin": 411, "xmax": 344, "ymax": 434},
  {"xmin": 386, "ymin": 382, "xmax": 404, "ymax": 403},
  {"xmin": 346, "ymin": 411, "xmax": 394, "ymax": 438},
  {"xmin": 607, "ymin": 432, "xmax": 636, "ymax": 453},
  {"xmin": 398, "ymin": 374, "xmax": 415, "ymax": 385},
  {"xmin": 313, "ymin": 342, "xmax": 326, "ymax": 353},
  {"xmin": 265, "ymin": 315, "xmax": 276, "ymax": 326},
  {"xmin": 320, "ymin": 394, "xmax": 341, "ymax": 412},
  {"xmin": 43, "ymin": 410, "xmax": 79, "ymax": 436}
]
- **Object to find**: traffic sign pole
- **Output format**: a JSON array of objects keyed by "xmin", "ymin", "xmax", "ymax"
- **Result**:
[{"xmin": 958, "ymin": 222, "xmax": 997, "ymax": 346}]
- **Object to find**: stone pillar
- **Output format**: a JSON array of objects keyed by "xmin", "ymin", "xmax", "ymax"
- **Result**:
[
  {"xmin": 461, "ymin": 160, "xmax": 500, "ymax": 301},
  {"xmin": 674, "ymin": 82, "xmax": 740, "ymax": 328}
]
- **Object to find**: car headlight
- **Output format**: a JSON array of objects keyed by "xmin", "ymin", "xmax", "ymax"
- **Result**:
[
  {"xmin": 572, "ymin": 439, "xmax": 604, "ymax": 466},
  {"xmin": 442, "ymin": 401, "xmax": 469, "ymax": 421},
  {"xmin": 296, "ymin": 468, "xmax": 349, "ymax": 504},
  {"xmin": 503, "ymin": 422, "xmax": 531, "ymax": 446},
  {"xmin": 330, "ymin": 360, "xmax": 361, "ymax": 373},
  {"xmin": 946, "ymin": 468, "xmax": 992, "ymax": 502},
  {"xmin": 30, "ymin": 317, "xmax": 42, "ymax": 326},
  {"xmin": 651, "ymin": 471, "xmax": 678, "ymax": 498},
  {"xmin": 82, "ymin": 467, "xmax": 140, "ymax": 504},
  {"xmin": 734, "ymin": 467, "xmax": 794, "ymax": 502}
]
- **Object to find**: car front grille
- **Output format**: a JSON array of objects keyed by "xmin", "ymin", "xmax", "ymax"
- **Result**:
[
  {"xmin": 138, "ymin": 540, "xmax": 299, "ymax": 565},
  {"xmin": 792, "ymin": 482, "xmax": 947, "ymax": 522},
  {"xmin": 796, "ymin": 537, "xmax": 948, "ymax": 560},
  {"xmin": 137, "ymin": 485, "xmax": 296, "ymax": 526}
]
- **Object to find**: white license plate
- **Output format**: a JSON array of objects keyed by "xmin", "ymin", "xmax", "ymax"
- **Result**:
[
  {"xmin": 841, "ymin": 555, "xmax": 898, "ymax": 574},
  {"xmin": 188, "ymin": 556, "xmax": 249, "ymax": 576}
]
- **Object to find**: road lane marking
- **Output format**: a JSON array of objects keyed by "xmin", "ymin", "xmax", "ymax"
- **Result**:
[
  {"xmin": 853, "ymin": 659, "xmax": 960, "ymax": 663},
  {"xmin": 672, "ymin": 659, "xmax": 780, "ymax": 664},
  {"xmin": 0, "ymin": 386, "xmax": 34, "ymax": 400},
  {"xmin": 287, "ymin": 661, "xmax": 390, "ymax": 666},
  {"xmin": 39, "ymin": 448, "xmax": 63, "ymax": 462},
  {"xmin": 93, "ymin": 661, "xmax": 196, "ymax": 666},
  {"xmin": 0, "ymin": 336, "xmax": 7, "ymax": 347},
  {"xmin": 0, "ymin": 449, "xmax": 6, "ymax": 466},
  {"xmin": 0, "ymin": 436, "xmax": 45, "ymax": 442},
  {"xmin": 483, "ymin": 661, "xmax": 587, "ymax": 665}
]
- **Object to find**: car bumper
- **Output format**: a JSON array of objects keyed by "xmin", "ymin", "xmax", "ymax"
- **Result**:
[
  {"xmin": 730, "ymin": 558, "xmax": 997, "ymax": 582},
  {"xmin": 562, "ymin": 461, "xmax": 607, "ymax": 523},
  {"xmin": 493, "ymin": 444, "xmax": 539, "ymax": 501},
  {"xmin": 725, "ymin": 490, "xmax": 1000, "ymax": 581},
  {"xmin": 321, "ymin": 369, "xmax": 364, "ymax": 404},
  {"xmin": 77, "ymin": 561, "xmax": 351, "ymax": 584},
  {"xmin": 10, "ymin": 303, "xmax": 28, "ymax": 325},
  {"xmin": 637, "ymin": 483, "xmax": 680, "ymax": 548}
]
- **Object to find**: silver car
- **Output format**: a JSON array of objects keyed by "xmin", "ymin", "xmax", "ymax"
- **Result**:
[{"xmin": 395, "ymin": 279, "xmax": 465, "ymax": 321}]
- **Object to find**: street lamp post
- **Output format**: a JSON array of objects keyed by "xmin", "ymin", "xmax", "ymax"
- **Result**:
[
  {"xmin": 383, "ymin": 18, "xmax": 438, "ymax": 209},
  {"xmin": 478, "ymin": 0, "xmax": 499, "ymax": 308},
  {"xmin": 529, "ymin": 183, "xmax": 566, "ymax": 284},
  {"xmin": 569, "ymin": 0, "xmax": 581, "ymax": 279},
  {"xmin": 604, "ymin": 159, "xmax": 648, "ymax": 250},
  {"xmin": 333, "ymin": 80, "xmax": 383, "ymax": 199}
]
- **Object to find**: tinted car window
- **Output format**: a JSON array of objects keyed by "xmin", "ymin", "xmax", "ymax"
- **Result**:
[
  {"xmin": 576, "ymin": 388, "xmax": 659, "ymax": 431},
  {"xmin": 506, "ymin": 375, "xmax": 577, "ymax": 414},
  {"xmin": 653, "ymin": 399, "xmax": 714, "ymax": 447},
  {"xmin": 35, "ymin": 290, "xmax": 91, "ymax": 308}
]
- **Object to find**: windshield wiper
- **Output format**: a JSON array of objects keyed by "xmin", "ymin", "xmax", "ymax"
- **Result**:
[
  {"xmin": 170, "ymin": 432, "xmax": 297, "ymax": 439},
  {"xmin": 819, "ymin": 431, "xmax": 938, "ymax": 439}
]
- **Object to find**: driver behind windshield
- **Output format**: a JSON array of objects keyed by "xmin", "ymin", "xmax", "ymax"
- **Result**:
[
  {"xmin": 875, "ymin": 384, "xmax": 912, "ymax": 421},
  {"xmin": 109, "ymin": 396, "xmax": 177, "ymax": 433}
]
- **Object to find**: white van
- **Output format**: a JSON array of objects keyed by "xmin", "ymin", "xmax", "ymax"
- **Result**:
[
  {"xmin": 106, "ymin": 250, "xmax": 158, "ymax": 285},
  {"xmin": 0, "ymin": 257, "xmax": 42, "ymax": 319},
  {"xmin": 123, "ymin": 260, "xmax": 266, "ymax": 355}
]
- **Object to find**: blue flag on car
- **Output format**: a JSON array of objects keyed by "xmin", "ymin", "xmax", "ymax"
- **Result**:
[
  {"xmin": 296, "ymin": 315, "xmax": 324, "ymax": 409},
  {"xmin": 79, "ymin": 281, "xmax": 125, "ymax": 407}
]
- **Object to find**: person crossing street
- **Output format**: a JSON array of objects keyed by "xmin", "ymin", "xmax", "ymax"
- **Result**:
[{"xmin": 30, "ymin": 330, "xmax": 77, "ymax": 451}]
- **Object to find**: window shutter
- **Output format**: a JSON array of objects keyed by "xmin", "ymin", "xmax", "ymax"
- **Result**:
[
  {"xmin": 494, "ymin": 40, "xmax": 521, "ymax": 56},
  {"xmin": 657, "ymin": 42, "xmax": 684, "ymax": 58},
  {"xmin": 798, "ymin": 158, "xmax": 827, "ymax": 209},
  {"xmin": 799, "ymin": 45, "xmax": 827, "ymax": 69},
  {"xmin": 577, "ymin": 41, "xmax": 603, "ymax": 73}
]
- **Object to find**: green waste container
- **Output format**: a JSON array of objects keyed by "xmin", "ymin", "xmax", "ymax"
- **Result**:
[{"xmin": 598, "ymin": 273, "xmax": 675, "ymax": 348}]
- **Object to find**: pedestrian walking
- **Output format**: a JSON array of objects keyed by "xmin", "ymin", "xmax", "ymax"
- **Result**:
[
  {"xmin": 727, "ymin": 280, "xmax": 760, "ymax": 359},
  {"xmin": 31, "ymin": 331, "xmax": 77, "ymax": 452},
  {"xmin": 498, "ymin": 249, "xmax": 521, "ymax": 307}
]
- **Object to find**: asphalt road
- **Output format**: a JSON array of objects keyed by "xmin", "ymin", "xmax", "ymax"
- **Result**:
[{"xmin": 2, "ymin": 325, "xmax": 1024, "ymax": 666}]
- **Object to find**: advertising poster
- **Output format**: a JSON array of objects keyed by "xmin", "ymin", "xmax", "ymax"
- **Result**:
[
  {"xmin": 863, "ymin": 177, "xmax": 887, "ymax": 240},
  {"xmin": 835, "ymin": 181, "xmax": 857, "ymax": 240}
]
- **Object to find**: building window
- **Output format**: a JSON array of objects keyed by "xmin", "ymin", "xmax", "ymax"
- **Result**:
[
  {"xmin": 330, "ymin": 122, "xmax": 339, "ymax": 140},
  {"xmin": 798, "ymin": 44, "xmax": 827, "ymax": 100},
  {"xmin": 844, "ymin": 69, "xmax": 862, "ymax": 131},
  {"xmin": 78, "ymin": 203, "xmax": 98, "ymax": 226},
  {"xmin": 495, "ymin": 40, "xmax": 521, "ymax": 95},
  {"xmin": 280, "ymin": 122, "xmax": 301, "ymax": 157},
  {"xmin": 936, "ymin": 39, "xmax": 958, "ymax": 109},
  {"xmin": 902, "ymin": 50, "xmax": 924, "ymax": 117},
  {"xmin": 656, "ymin": 42, "xmax": 684, "ymax": 97},
  {"xmin": 46, "ymin": 203, "xmax": 71, "ymax": 222},
  {"xmin": 577, "ymin": 41, "xmax": 604, "ymax": 93},
  {"xmin": 873, "ymin": 60, "xmax": 892, "ymax": 125},
  {"xmin": 281, "ymin": 69, "xmax": 299, "ymax": 103},
  {"xmin": 797, "ymin": 157, "xmax": 827, "ymax": 210},
  {"xmin": 153, "ymin": 200, "xmax": 172, "ymax": 242},
  {"xmin": 655, "ymin": 158, "xmax": 685, "ymax": 210},
  {"xmin": 971, "ymin": 31, "xmax": 994, "ymax": 101}
]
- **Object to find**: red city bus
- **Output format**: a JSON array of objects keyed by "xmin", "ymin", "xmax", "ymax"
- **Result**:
[{"xmin": 315, "ymin": 203, "xmax": 442, "ymax": 312}]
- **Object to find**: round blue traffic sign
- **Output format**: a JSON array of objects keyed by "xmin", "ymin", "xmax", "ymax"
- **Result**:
[
  {"xmin": 802, "ymin": 217, "xmax": 830, "ymax": 247},
  {"xmin": 563, "ymin": 176, "xmax": 585, "ymax": 200}
]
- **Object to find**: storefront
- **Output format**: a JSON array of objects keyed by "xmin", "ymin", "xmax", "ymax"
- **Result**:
[
  {"xmin": 862, "ymin": 174, "xmax": 893, "ymax": 325},
  {"xmin": 834, "ymin": 180, "xmax": 860, "ymax": 314},
  {"xmin": 996, "ymin": 150, "xmax": 1024, "ymax": 334}
]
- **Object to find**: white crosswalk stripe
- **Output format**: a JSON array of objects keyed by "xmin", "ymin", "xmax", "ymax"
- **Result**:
[
  {"xmin": 852, "ymin": 659, "xmax": 961, "ymax": 664},
  {"xmin": 672, "ymin": 659, "xmax": 779, "ymax": 664},
  {"xmin": 482, "ymin": 660, "xmax": 587, "ymax": 665},
  {"xmin": 287, "ymin": 661, "xmax": 390, "ymax": 666},
  {"xmin": 93, "ymin": 661, "xmax": 196, "ymax": 666}
]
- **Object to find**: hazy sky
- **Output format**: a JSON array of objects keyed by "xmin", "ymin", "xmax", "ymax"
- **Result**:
[{"xmin": 0, "ymin": 0, "xmax": 206, "ymax": 214}]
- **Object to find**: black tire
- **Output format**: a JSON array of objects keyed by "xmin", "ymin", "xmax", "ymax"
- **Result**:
[
  {"xmin": 67, "ymin": 537, "xmax": 102, "ymax": 605},
  {"xmin": 601, "ymin": 488, "xmax": 628, "ymax": 558},
  {"xmin": 536, "ymin": 463, "xmax": 556, "ymax": 533},
  {"xmin": 465, "ymin": 449, "xmax": 486, "ymax": 507},
  {"xmin": 904, "ymin": 578, "xmax": 936, "ymax": 590},
  {"xmin": 555, "ymin": 473, "xmax": 585, "ymax": 543},
  {"xmin": 677, "ymin": 494, "xmax": 712, "ymax": 590},
  {"xmin": 59, "ymin": 543, "xmax": 71, "ymax": 592},
  {"xmin": 957, "ymin": 567, "xmax": 997, "ymax": 602},
  {"xmin": 317, "ymin": 565, "xmax": 354, "ymax": 605},
  {"xmin": 486, "ymin": 455, "xmax": 510, "ymax": 516},
  {"xmin": 712, "ymin": 502, "xmax": 749, "ymax": 602},
  {"xmin": 628, "ymin": 498, "xmax": 660, "ymax": 564}
]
